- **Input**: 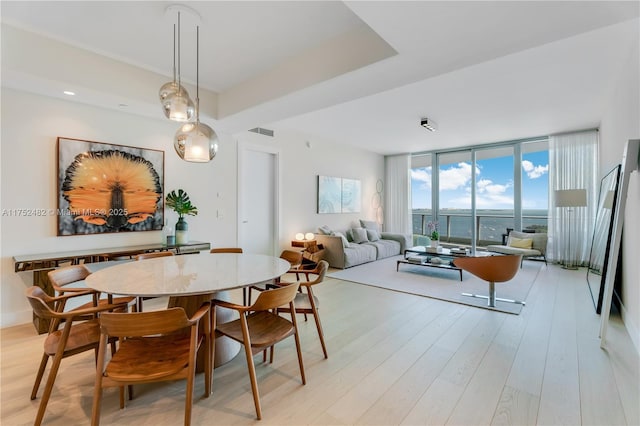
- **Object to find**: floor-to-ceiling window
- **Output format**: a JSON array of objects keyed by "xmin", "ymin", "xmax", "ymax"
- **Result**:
[
  {"xmin": 411, "ymin": 138, "xmax": 549, "ymax": 248},
  {"xmin": 438, "ymin": 151, "xmax": 472, "ymax": 244},
  {"xmin": 475, "ymin": 146, "xmax": 515, "ymax": 245},
  {"xmin": 522, "ymin": 140, "xmax": 549, "ymax": 232},
  {"xmin": 410, "ymin": 154, "xmax": 432, "ymax": 244}
]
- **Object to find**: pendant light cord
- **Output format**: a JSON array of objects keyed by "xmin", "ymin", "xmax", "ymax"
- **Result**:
[
  {"xmin": 177, "ymin": 12, "xmax": 181, "ymax": 89},
  {"xmin": 196, "ymin": 25, "xmax": 200, "ymax": 123},
  {"xmin": 172, "ymin": 24, "xmax": 176, "ymax": 83}
]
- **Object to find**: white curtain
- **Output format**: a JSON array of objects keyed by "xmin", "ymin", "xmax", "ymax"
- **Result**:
[
  {"xmin": 384, "ymin": 154, "xmax": 412, "ymax": 234},
  {"xmin": 548, "ymin": 130, "xmax": 599, "ymax": 265}
]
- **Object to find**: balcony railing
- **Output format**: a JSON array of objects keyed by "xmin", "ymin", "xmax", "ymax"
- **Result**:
[{"xmin": 412, "ymin": 212, "xmax": 548, "ymax": 247}]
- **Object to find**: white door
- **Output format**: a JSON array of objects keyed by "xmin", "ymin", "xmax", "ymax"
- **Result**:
[{"xmin": 238, "ymin": 144, "xmax": 278, "ymax": 255}]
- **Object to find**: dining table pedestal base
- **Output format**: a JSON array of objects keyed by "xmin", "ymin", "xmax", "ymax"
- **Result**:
[{"xmin": 168, "ymin": 291, "xmax": 241, "ymax": 371}]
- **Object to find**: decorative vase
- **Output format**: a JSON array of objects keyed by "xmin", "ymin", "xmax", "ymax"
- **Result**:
[
  {"xmin": 175, "ymin": 217, "xmax": 188, "ymax": 245},
  {"xmin": 430, "ymin": 239, "xmax": 439, "ymax": 248}
]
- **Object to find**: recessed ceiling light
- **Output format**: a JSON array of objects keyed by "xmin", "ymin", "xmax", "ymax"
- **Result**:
[{"xmin": 63, "ymin": 91, "xmax": 75, "ymax": 96}]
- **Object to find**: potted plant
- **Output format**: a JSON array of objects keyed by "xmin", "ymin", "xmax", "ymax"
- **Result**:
[
  {"xmin": 427, "ymin": 221, "xmax": 439, "ymax": 247},
  {"xmin": 165, "ymin": 189, "xmax": 198, "ymax": 245}
]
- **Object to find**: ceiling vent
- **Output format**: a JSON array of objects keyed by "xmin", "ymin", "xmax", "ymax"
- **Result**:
[{"xmin": 249, "ymin": 127, "xmax": 274, "ymax": 137}]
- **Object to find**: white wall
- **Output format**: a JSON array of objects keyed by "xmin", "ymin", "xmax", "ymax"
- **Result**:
[
  {"xmin": 236, "ymin": 129, "xmax": 384, "ymax": 253},
  {"xmin": 0, "ymin": 89, "xmax": 383, "ymax": 327},
  {"xmin": 0, "ymin": 89, "xmax": 238, "ymax": 326},
  {"xmin": 599, "ymin": 34, "xmax": 640, "ymax": 352}
]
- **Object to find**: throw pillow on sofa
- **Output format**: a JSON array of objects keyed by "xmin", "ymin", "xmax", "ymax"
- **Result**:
[
  {"xmin": 366, "ymin": 229, "xmax": 380, "ymax": 241},
  {"xmin": 332, "ymin": 231, "xmax": 350, "ymax": 248},
  {"xmin": 318, "ymin": 225, "xmax": 332, "ymax": 235},
  {"xmin": 352, "ymin": 227, "xmax": 369, "ymax": 244}
]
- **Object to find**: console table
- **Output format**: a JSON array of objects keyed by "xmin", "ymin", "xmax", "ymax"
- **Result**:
[{"xmin": 13, "ymin": 241, "xmax": 211, "ymax": 333}]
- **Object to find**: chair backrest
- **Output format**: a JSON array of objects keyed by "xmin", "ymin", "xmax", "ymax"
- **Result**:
[
  {"xmin": 99, "ymin": 307, "xmax": 192, "ymax": 337},
  {"xmin": 25, "ymin": 287, "xmax": 60, "ymax": 319},
  {"xmin": 210, "ymin": 247, "xmax": 243, "ymax": 254},
  {"xmin": 250, "ymin": 282, "xmax": 300, "ymax": 312},
  {"xmin": 305, "ymin": 260, "xmax": 329, "ymax": 285},
  {"xmin": 48, "ymin": 265, "xmax": 90, "ymax": 289},
  {"xmin": 508, "ymin": 231, "xmax": 547, "ymax": 254},
  {"xmin": 453, "ymin": 255, "xmax": 522, "ymax": 283},
  {"xmin": 280, "ymin": 250, "xmax": 303, "ymax": 267},
  {"xmin": 135, "ymin": 251, "xmax": 175, "ymax": 260}
]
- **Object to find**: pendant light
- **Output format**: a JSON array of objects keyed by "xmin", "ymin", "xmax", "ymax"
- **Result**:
[
  {"xmin": 159, "ymin": 12, "xmax": 194, "ymax": 122},
  {"xmin": 174, "ymin": 26, "xmax": 218, "ymax": 162}
]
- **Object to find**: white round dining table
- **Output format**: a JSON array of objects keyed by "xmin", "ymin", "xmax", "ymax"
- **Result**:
[
  {"xmin": 85, "ymin": 252, "xmax": 290, "ymax": 369},
  {"xmin": 85, "ymin": 252, "xmax": 290, "ymax": 298}
]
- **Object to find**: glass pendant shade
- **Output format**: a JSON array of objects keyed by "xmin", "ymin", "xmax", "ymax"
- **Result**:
[
  {"xmin": 174, "ymin": 121, "xmax": 218, "ymax": 162},
  {"xmin": 159, "ymin": 80, "xmax": 184, "ymax": 102},
  {"xmin": 162, "ymin": 88, "xmax": 195, "ymax": 122}
]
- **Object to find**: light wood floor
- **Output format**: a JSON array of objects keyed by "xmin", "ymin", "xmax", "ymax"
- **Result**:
[{"xmin": 1, "ymin": 264, "xmax": 638, "ymax": 425}]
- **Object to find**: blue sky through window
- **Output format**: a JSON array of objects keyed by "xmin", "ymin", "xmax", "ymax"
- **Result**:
[{"xmin": 411, "ymin": 150, "xmax": 549, "ymax": 210}]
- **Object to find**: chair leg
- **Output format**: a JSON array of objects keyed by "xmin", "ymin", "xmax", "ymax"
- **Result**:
[
  {"xmin": 34, "ymin": 322, "xmax": 72, "ymax": 426},
  {"xmin": 91, "ymin": 335, "xmax": 108, "ymax": 426},
  {"xmin": 31, "ymin": 353, "xmax": 49, "ymax": 400},
  {"xmin": 288, "ymin": 304, "xmax": 306, "ymax": 385},
  {"xmin": 203, "ymin": 307, "xmax": 212, "ymax": 398},
  {"xmin": 210, "ymin": 306, "xmax": 217, "ymax": 396},
  {"xmin": 307, "ymin": 290, "xmax": 328, "ymax": 359},
  {"xmin": 239, "ymin": 315, "xmax": 261, "ymax": 420}
]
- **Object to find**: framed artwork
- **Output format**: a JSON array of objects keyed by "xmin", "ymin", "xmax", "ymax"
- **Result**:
[
  {"xmin": 341, "ymin": 178, "xmax": 361, "ymax": 213},
  {"xmin": 57, "ymin": 137, "xmax": 164, "ymax": 235},
  {"xmin": 317, "ymin": 175, "xmax": 361, "ymax": 214},
  {"xmin": 317, "ymin": 176, "xmax": 342, "ymax": 213}
]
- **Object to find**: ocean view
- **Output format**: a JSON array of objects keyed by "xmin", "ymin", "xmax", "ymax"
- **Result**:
[{"xmin": 412, "ymin": 209, "xmax": 548, "ymax": 244}]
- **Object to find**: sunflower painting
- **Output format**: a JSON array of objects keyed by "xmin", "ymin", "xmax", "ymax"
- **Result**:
[{"xmin": 57, "ymin": 137, "xmax": 164, "ymax": 235}]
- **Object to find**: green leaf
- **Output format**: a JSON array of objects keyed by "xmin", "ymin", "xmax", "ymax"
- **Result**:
[{"xmin": 165, "ymin": 189, "xmax": 198, "ymax": 218}]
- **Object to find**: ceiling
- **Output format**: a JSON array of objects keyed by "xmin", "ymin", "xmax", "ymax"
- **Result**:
[{"xmin": 1, "ymin": 1, "xmax": 639, "ymax": 155}]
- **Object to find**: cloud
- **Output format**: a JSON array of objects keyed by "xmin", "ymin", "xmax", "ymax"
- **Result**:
[
  {"xmin": 439, "ymin": 162, "xmax": 475, "ymax": 190},
  {"xmin": 522, "ymin": 160, "xmax": 549, "ymax": 179},
  {"xmin": 477, "ymin": 178, "xmax": 512, "ymax": 195},
  {"xmin": 410, "ymin": 167, "xmax": 431, "ymax": 189}
]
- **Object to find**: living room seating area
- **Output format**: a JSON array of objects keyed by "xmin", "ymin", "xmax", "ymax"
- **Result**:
[{"xmin": 314, "ymin": 220, "xmax": 411, "ymax": 269}]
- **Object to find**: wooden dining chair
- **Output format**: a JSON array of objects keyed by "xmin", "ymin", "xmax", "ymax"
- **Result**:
[
  {"xmin": 48, "ymin": 264, "xmax": 135, "ymax": 315},
  {"xmin": 276, "ymin": 260, "xmax": 329, "ymax": 359},
  {"xmin": 452, "ymin": 254, "xmax": 524, "ymax": 307},
  {"xmin": 134, "ymin": 251, "xmax": 175, "ymax": 311},
  {"xmin": 209, "ymin": 247, "xmax": 243, "ymax": 254},
  {"xmin": 25, "ymin": 286, "xmax": 126, "ymax": 426},
  {"xmin": 91, "ymin": 304, "xmax": 211, "ymax": 426},
  {"xmin": 247, "ymin": 249, "xmax": 304, "ymax": 304},
  {"xmin": 212, "ymin": 283, "xmax": 305, "ymax": 420}
]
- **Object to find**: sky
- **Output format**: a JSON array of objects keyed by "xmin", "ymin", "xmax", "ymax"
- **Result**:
[{"xmin": 411, "ymin": 150, "xmax": 549, "ymax": 210}]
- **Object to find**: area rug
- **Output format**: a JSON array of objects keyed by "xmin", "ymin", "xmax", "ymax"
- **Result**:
[{"xmin": 328, "ymin": 255, "xmax": 543, "ymax": 314}]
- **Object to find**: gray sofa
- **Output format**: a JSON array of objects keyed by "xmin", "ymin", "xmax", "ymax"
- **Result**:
[
  {"xmin": 486, "ymin": 230, "xmax": 548, "ymax": 264},
  {"xmin": 314, "ymin": 220, "xmax": 411, "ymax": 269}
]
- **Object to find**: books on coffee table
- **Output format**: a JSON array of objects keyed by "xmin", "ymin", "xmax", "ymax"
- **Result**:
[{"xmin": 407, "ymin": 255, "xmax": 426, "ymax": 264}]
